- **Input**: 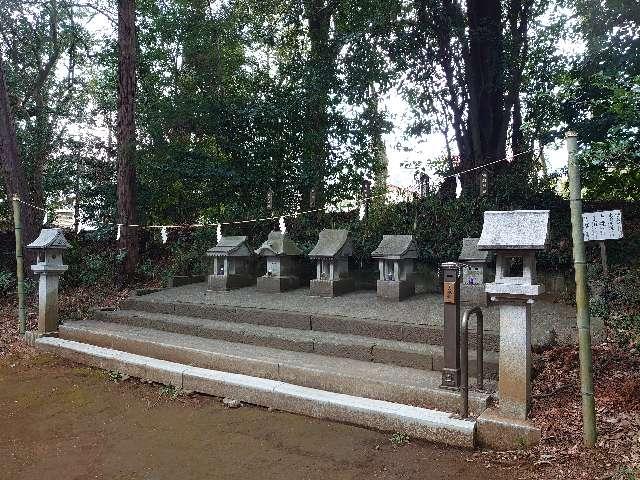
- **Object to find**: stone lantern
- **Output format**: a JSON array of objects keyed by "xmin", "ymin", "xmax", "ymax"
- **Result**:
[
  {"xmin": 206, "ymin": 236, "xmax": 254, "ymax": 291},
  {"xmin": 26, "ymin": 228, "xmax": 70, "ymax": 334},
  {"xmin": 477, "ymin": 210, "xmax": 549, "ymax": 420},
  {"xmin": 458, "ymin": 237, "xmax": 492, "ymax": 306},
  {"xmin": 371, "ymin": 235, "xmax": 418, "ymax": 301},
  {"xmin": 255, "ymin": 231, "xmax": 303, "ymax": 293},
  {"xmin": 308, "ymin": 229, "xmax": 355, "ymax": 297}
]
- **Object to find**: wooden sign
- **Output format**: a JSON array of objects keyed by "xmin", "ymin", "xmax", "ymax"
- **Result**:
[
  {"xmin": 582, "ymin": 210, "xmax": 623, "ymax": 242},
  {"xmin": 443, "ymin": 281, "xmax": 457, "ymax": 304}
]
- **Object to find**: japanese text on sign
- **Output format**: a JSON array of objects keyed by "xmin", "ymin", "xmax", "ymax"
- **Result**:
[{"xmin": 582, "ymin": 210, "xmax": 623, "ymax": 242}]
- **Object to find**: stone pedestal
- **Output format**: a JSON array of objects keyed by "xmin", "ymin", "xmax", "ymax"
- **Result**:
[
  {"xmin": 376, "ymin": 279, "xmax": 415, "ymax": 301},
  {"xmin": 37, "ymin": 272, "xmax": 62, "ymax": 334},
  {"xmin": 497, "ymin": 300, "xmax": 532, "ymax": 419},
  {"xmin": 257, "ymin": 275, "xmax": 299, "ymax": 293},
  {"xmin": 309, "ymin": 278, "xmax": 355, "ymax": 297},
  {"xmin": 208, "ymin": 273, "xmax": 255, "ymax": 291}
]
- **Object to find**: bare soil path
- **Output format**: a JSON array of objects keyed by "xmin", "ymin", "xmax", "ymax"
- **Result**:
[{"xmin": 0, "ymin": 353, "xmax": 525, "ymax": 480}]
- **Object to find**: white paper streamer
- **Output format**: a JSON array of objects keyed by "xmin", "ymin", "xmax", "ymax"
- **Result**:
[
  {"xmin": 216, "ymin": 223, "xmax": 222, "ymax": 242},
  {"xmin": 161, "ymin": 226, "xmax": 168, "ymax": 244},
  {"xmin": 279, "ymin": 216, "xmax": 286, "ymax": 234},
  {"xmin": 358, "ymin": 204, "xmax": 365, "ymax": 221},
  {"xmin": 116, "ymin": 224, "xmax": 121, "ymax": 241},
  {"xmin": 43, "ymin": 211, "xmax": 48, "ymax": 225}
]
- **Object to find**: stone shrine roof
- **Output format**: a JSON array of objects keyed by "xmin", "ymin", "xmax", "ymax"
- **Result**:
[
  {"xmin": 26, "ymin": 228, "xmax": 70, "ymax": 250},
  {"xmin": 206, "ymin": 236, "xmax": 252, "ymax": 257},
  {"xmin": 308, "ymin": 229, "xmax": 352, "ymax": 258},
  {"xmin": 477, "ymin": 210, "xmax": 550, "ymax": 251},
  {"xmin": 371, "ymin": 235, "xmax": 418, "ymax": 259},
  {"xmin": 459, "ymin": 237, "xmax": 491, "ymax": 262},
  {"xmin": 255, "ymin": 231, "xmax": 303, "ymax": 257}
]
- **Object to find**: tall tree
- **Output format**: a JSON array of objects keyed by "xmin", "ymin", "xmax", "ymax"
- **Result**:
[
  {"xmin": 117, "ymin": 0, "xmax": 139, "ymax": 276},
  {"xmin": 0, "ymin": 52, "xmax": 40, "ymax": 245},
  {"xmin": 394, "ymin": 0, "xmax": 538, "ymax": 196}
]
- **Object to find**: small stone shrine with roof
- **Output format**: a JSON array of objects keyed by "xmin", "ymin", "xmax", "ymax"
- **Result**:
[
  {"xmin": 255, "ymin": 231, "xmax": 303, "ymax": 293},
  {"xmin": 308, "ymin": 229, "xmax": 355, "ymax": 297},
  {"xmin": 371, "ymin": 235, "xmax": 418, "ymax": 301},
  {"xmin": 206, "ymin": 236, "xmax": 254, "ymax": 291},
  {"xmin": 458, "ymin": 237, "xmax": 492, "ymax": 306},
  {"xmin": 477, "ymin": 210, "xmax": 549, "ymax": 420},
  {"xmin": 27, "ymin": 228, "xmax": 71, "ymax": 334}
]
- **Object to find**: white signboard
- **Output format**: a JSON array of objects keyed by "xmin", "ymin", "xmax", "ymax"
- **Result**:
[{"xmin": 582, "ymin": 210, "xmax": 623, "ymax": 242}]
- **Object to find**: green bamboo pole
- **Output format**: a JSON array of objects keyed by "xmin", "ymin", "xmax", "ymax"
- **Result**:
[
  {"xmin": 566, "ymin": 131, "xmax": 598, "ymax": 447},
  {"xmin": 12, "ymin": 195, "xmax": 27, "ymax": 335}
]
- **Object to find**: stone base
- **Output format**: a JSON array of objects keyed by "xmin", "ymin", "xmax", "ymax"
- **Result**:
[
  {"xmin": 376, "ymin": 280, "xmax": 415, "ymax": 301},
  {"xmin": 24, "ymin": 330, "xmax": 57, "ymax": 347},
  {"xmin": 257, "ymin": 275, "xmax": 300, "ymax": 293},
  {"xmin": 168, "ymin": 275, "xmax": 206, "ymax": 288},
  {"xmin": 461, "ymin": 284, "xmax": 488, "ymax": 306},
  {"xmin": 208, "ymin": 274, "xmax": 255, "ymax": 292},
  {"xmin": 477, "ymin": 407, "xmax": 541, "ymax": 450},
  {"xmin": 309, "ymin": 278, "xmax": 355, "ymax": 297}
]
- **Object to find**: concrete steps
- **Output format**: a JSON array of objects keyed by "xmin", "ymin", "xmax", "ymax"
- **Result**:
[
  {"xmin": 36, "ymin": 336, "xmax": 477, "ymax": 448},
  {"xmin": 94, "ymin": 308, "xmax": 498, "ymax": 375},
  {"xmin": 58, "ymin": 320, "xmax": 492, "ymax": 415},
  {"xmin": 120, "ymin": 296, "xmax": 501, "ymax": 352}
]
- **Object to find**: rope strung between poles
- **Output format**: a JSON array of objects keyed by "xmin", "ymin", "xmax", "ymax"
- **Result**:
[{"xmin": 14, "ymin": 148, "xmax": 535, "ymax": 231}]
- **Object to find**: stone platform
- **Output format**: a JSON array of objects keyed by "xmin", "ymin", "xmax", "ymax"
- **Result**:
[{"xmin": 131, "ymin": 282, "xmax": 582, "ymax": 349}]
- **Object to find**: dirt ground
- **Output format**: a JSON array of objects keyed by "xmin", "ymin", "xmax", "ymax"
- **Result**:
[{"xmin": 0, "ymin": 353, "xmax": 525, "ymax": 480}]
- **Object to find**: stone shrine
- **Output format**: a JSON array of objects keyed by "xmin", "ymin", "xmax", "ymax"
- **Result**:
[
  {"xmin": 458, "ymin": 237, "xmax": 491, "ymax": 306},
  {"xmin": 308, "ymin": 229, "xmax": 355, "ymax": 297},
  {"xmin": 477, "ymin": 210, "xmax": 549, "ymax": 420},
  {"xmin": 255, "ymin": 231, "xmax": 303, "ymax": 293},
  {"xmin": 206, "ymin": 236, "xmax": 254, "ymax": 291},
  {"xmin": 27, "ymin": 228, "xmax": 70, "ymax": 334},
  {"xmin": 371, "ymin": 235, "xmax": 418, "ymax": 301}
]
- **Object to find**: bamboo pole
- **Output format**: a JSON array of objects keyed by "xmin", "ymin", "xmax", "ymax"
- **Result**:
[
  {"xmin": 566, "ymin": 131, "xmax": 598, "ymax": 447},
  {"xmin": 12, "ymin": 195, "xmax": 27, "ymax": 335}
]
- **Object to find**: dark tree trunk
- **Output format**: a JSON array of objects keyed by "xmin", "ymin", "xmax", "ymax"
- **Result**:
[
  {"xmin": 303, "ymin": 0, "xmax": 336, "ymax": 207},
  {"xmin": 117, "ymin": 0, "xmax": 139, "ymax": 278},
  {"xmin": 462, "ymin": 0, "xmax": 505, "ymax": 196},
  {"xmin": 0, "ymin": 52, "xmax": 40, "ymax": 250}
]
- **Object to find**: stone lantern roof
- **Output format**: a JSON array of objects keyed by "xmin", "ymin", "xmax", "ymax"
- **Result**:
[
  {"xmin": 459, "ymin": 237, "xmax": 491, "ymax": 262},
  {"xmin": 255, "ymin": 231, "xmax": 303, "ymax": 257},
  {"xmin": 206, "ymin": 236, "xmax": 252, "ymax": 257},
  {"xmin": 371, "ymin": 235, "xmax": 418, "ymax": 260},
  {"xmin": 309, "ymin": 229, "xmax": 352, "ymax": 258},
  {"xmin": 26, "ymin": 228, "xmax": 70, "ymax": 250},
  {"xmin": 477, "ymin": 210, "xmax": 550, "ymax": 251}
]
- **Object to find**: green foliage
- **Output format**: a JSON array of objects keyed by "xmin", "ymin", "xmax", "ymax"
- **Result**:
[
  {"xmin": 389, "ymin": 432, "xmax": 410, "ymax": 447},
  {"xmin": 0, "ymin": 269, "xmax": 15, "ymax": 294}
]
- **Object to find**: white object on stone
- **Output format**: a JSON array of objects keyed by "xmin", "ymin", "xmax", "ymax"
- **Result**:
[{"xmin": 223, "ymin": 397, "xmax": 242, "ymax": 408}]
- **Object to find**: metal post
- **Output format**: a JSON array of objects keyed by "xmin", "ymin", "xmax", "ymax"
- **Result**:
[
  {"xmin": 12, "ymin": 195, "xmax": 27, "ymax": 335},
  {"xmin": 441, "ymin": 262, "xmax": 461, "ymax": 389},
  {"xmin": 460, "ymin": 306, "xmax": 484, "ymax": 419},
  {"xmin": 566, "ymin": 131, "xmax": 598, "ymax": 447}
]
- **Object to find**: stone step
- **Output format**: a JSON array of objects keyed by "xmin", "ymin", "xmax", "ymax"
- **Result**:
[
  {"xmin": 58, "ymin": 320, "xmax": 493, "ymax": 416},
  {"xmin": 35, "ymin": 336, "xmax": 477, "ymax": 448},
  {"xmin": 120, "ymin": 296, "xmax": 501, "ymax": 351},
  {"xmin": 93, "ymin": 309, "xmax": 499, "ymax": 375}
]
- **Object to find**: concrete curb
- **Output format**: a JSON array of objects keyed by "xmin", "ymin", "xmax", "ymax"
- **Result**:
[{"xmin": 36, "ymin": 336, "xmax": 476, "ymax": 448}]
